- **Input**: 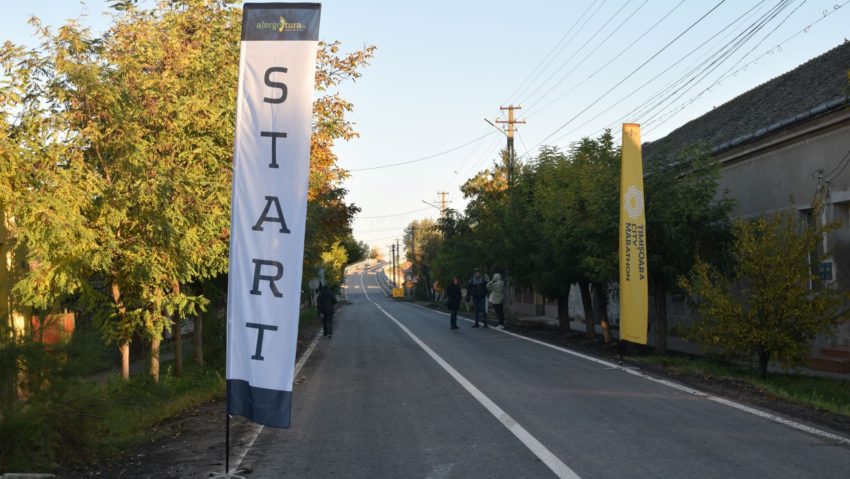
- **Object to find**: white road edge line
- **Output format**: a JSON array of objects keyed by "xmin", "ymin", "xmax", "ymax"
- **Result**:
[
  {"xmin": 361, "ymin": 272, "xmax": 581, "ymax": 479},
  {"xmin": 230, "ymin": 328, "xmax": 324, "ymax": 474},
  {"xmin": 405, "ymin": 302, "xmax": 850, "ymax": 447}
]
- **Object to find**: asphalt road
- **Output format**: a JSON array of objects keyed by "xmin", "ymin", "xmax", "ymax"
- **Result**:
[{"xmin": 237, "ymin": 261, "xmax": 850, "ymax": 478}]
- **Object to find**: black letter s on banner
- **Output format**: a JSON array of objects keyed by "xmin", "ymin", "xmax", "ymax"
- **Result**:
[{"xmin": 264, "ymin": 67, "xmax": 288, "ymax": 104}]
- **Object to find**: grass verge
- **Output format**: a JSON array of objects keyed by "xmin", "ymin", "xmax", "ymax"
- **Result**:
[
  {"xmin": 628, "ymin": 355, "xmax": 850, "ymax": 417},
  {"xmin": 1, "ymin": 359, "xmax": 223, "ymax": 473}
]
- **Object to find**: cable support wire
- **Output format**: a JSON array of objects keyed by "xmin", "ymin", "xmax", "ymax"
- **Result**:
[
  {"xmin": 516, "ymin": 0, "xmax": 627, "ymax": 109},
  {"xmin": 356, "ymin": 207, "xmax": 433, "ymax": 219},
  {"xmin": 643, "ymin": 0, "xmax": 850, "ymax": 136},
  {"xmin": 516, "ymin": 0, "xmax": 728, "ymax": 161},
  {"xmin": 596, "ymin": 0, "xmax": 773, "ymax": 137},
  {"xmin": 358, "ymin": 232, "xmax": 408, "ymax": 242},
  {"xmin": 440, "ymin": 126, "xmax": 493, "ymax": 191},
  {"xmin": 637, "ymin": 0, "xmax": 800, "ymax": 132},
  {"xmin": 552, "ymin": 0, "xmax": 847, "ymax": 149},
  {"xmin": 541, "ymin": 0, "xmax": 776, "ymax": 149},
  {"xmin": 823, "ymin": 145, "xmax": 850, "ymax": 183},
  {"xmin": 503, "ymin": 0, "xmax": 601, "ymax": 106},
  {"xmin": 512, "ymin": 0, "xmax": 610, "ymax": 107},
  {"xmin": 521, "ymin": 0, "xmax": 650, "ymax": 119},
  {"xmin": 348, "ymin": 131, "xmax": 497, "ymax": 172},
  {"xmin": 446, "ymin": 133, "xmax": 504, "ymax": 194},
  {"xmin": 609, "ymin": 0, "xmax": 774, "ymax": 136},
  {"xmin": 521, "ymin": 0, "xmax": 685, "ymax": 122}
]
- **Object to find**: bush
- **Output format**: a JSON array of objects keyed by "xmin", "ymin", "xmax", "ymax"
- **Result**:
[{"xmin": 0, "ymin": 339, "xmax": 223, "ymax": 473}]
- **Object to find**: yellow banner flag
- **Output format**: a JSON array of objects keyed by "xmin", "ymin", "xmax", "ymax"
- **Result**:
[{"xmin": 619, "ymin": 124, "xmax": 648, "ymax": 345}]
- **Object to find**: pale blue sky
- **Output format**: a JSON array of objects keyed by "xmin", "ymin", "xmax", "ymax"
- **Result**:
[{"xmin": 5, "ymin": 1, "xmax": 850, "ymax": 254}]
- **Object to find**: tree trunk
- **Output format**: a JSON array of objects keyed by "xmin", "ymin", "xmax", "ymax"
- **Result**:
[
  {"xmin": 557, "ymin": 292, "xmax": 571, "ymax": 333},
  {"xmin": 172, "ymin": 281, "xmax": 183, "ymax": 377},
  {"xmin": 119, "ymin": 342, "xmax": 130, "ymax": 380},
  {"xmin": 593, "ymin": 284, "xmax": 612, "ymax": 344},
  {"xmin": 653, "ymin": 281, "xmax": 668, "ymax": 355},
  {"xmin": 150, "ymin": 334, "xmax": 160, "ymax": 383},
  {"xmin": 758, "ymin": 348, "xmax": 771, "ymax": 377},
  {"xmin": 111, "ymin": 281, "xmax": 130, "ymax": 381},
  {"xmin": 578, "ymin": 279, "xmax": 595, "ymax": 339},
  {"xmin": 194, "ymin": 315, "xmax": 204, "ymax": 366},
  {"xmin": 150, "ymin": 289, "xmax": 163, "ymax": 383}
]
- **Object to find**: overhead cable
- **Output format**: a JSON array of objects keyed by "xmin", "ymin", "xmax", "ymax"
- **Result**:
[
  {"xmin": 348, "ymin": 131, "xmax": 497, "ymax": 172},
  {"xmin": 517, "ymin": 0, "xmax": 728, "ymax": 159}
]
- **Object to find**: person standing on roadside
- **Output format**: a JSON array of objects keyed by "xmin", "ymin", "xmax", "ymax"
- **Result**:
[
  {"xmin": 487, "ymin": 273, "xmax": 505, "ymax": 329},
  {"xmin": 466, "ymin": 268, "xmax": 489, "ymax": 328},
  {"xmin": 317, "ymin": 285, "xmax": 337, "ymax": 337},
  {"xmin": 446, "ymin": 277, "xmax": 462, "ymax": 330}
]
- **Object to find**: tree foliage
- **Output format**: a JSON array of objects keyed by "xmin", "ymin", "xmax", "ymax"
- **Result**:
[
  {"xmin": 681, "ymin": 209, "xmax": 849, "ymax": 376},
  {"xmin": 433, "ymin": 130, "xmax": 734, "ymax": 348},
  {"xmin": 2, "ymin": 0, "xmax": 374, "ymax": 381},
  {"xmin": 404, "ymin": 218, "xmax": 442, "ymax": 299}
]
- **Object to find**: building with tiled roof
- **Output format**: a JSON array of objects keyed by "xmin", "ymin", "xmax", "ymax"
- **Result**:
[{"xmin": 646, "ymin": 40, "xmax": 850, "ymax": 370}]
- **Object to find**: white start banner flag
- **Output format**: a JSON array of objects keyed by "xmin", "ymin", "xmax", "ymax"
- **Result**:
[{"xmin": 226, "ymin": 2, "xmax": 320, "ymax": 428}]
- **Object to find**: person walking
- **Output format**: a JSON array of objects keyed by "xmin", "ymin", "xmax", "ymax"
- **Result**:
[
  {"xmin": 317, "ymin": 285, "xmax": 337, "ymax": 337},
  {"xmin": 446, "ymin": 277, "xmax": 462, "ymax": 330},
  {"xmin": 466, "ymin": 268, "xmax": 488, "ymax": 328},
  {"xmin": 487, "ymin": 273, "xmax": 505, "ymax": 329}
]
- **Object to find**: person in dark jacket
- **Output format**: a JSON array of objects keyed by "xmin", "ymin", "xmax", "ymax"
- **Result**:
[
  {"xmin": 466, "ymin": 268, "xmax": 488, "ymax": 328},
  {"xmin": 446, "ymin": 277, "xmax": 462, "ymax": 330},
  {"xmin": 317, "ymin": 285, "xmax": 337, "ymax": 337}
]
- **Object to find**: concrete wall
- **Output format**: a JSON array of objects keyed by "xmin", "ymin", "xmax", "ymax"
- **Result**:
[{"xmin": 714, "ymin": 107, "xmax": 850, "ymax": 349}]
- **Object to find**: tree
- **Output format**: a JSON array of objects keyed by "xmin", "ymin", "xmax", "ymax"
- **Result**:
[
  {"xmin": 535, "ymin": 133, "xmax": 620, "ymax": 342},
  {"xmin": 681, "ymin": 209, "xmax": 849, "ymax": 376},
  {"xmin": 404, "ymin": 218, "xmax": 442, "ymax": 300},
  {"xmin": 529, "ymin": 147, "xmax": 581, "ymax": 332},
  {"xmin": 644, "ymin": 147, "xmax": 735, "ymax": 354},
  {"xmin": 340, "ymin": 233, "xmax": 369, "ymax": 265},
  {"xmin": 302, "ymin": 39, "xmax": 375, "ymax": 290},
  {"xmin": 5, "ymin": 1, "xmax": 375, "ymax": 383},
  {"xmin": 320, "ymin": 242, "xmax": 348, "ymax": 289}
]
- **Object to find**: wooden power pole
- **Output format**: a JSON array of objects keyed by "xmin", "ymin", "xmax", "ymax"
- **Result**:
[{"xmin": 495, "ymin": 105, "xmax": 525, "ymax": 189}]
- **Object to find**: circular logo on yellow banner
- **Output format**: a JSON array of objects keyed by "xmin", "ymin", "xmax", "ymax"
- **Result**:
[{"xmin": 624, "ymin": 185, "xmax": 644, "ymax": 219}]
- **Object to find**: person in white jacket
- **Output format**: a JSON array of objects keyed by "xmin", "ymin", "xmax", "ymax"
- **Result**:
[{"xmin": 487, "ymin": 273, "xmax": 505, "ymax": 329}]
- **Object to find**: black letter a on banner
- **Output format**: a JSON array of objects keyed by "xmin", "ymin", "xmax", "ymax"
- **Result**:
[{"xmin": 252, "ymin": 196, "xmax": 291, "ymax": 233}]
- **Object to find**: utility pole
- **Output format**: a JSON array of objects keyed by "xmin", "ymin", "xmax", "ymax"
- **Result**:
[
  {"xmin": 495, "ymin": 105, "xmax": 525, "ymax": 189},
  {"xmin": 395, "ymin": 238, "xmax": 400, "ymax": 287},
  {"xmin": 438, "ymin": 191, "xmax": 449, "ymax": 216},
  {"xmin": 390, "ymin": 243, "xmax": 396, "ymax": 287}
]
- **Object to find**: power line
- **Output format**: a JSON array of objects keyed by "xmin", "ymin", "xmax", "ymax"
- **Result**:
[
  {"xmin": 512, "ymin": 0, "xmax": 611, "ymax": 107},
  {"xmin": 535, "ymin": 0, "xmax": 769, "ymax": 149},
  {"xmin": 503, "ymin": 0, "xmax": 602, "ymax": 106},
  {"xmin": 637, "ymin": 0, "xmax": 798, "ymax": 130},
  {"xmin": 348, "ymin": 131, "xmax": 496, "ymax": 172},
  {"xmin": 518, "ymin": 0, "xmax": 728, "ymax": 159},
  {"xmin": 521, "ymin": 0, "xmax": 687, "ymax": 121},
  {"xmin": 593, "ymin": 0, "xmax": 773, "ymax": 140},
  {"xmin": 643, "ymin": 0, "xmax": 849, "ymax": 136},
  {"xmin": 521, "ymin": 0, "xmax": 649, "ymax": 117},
  {"xmin": 823, "ymin": 145, "xmax": 850, "ymax": 182},
  {"xmin": 611, "ymin": 0, "xmax": 772, "ymax": 130},
  {"xmin": 356, "ymin": 207, "xmax": 433, "ymax": 219},
  {"xmin": 517, "ymin": 0, "xmax": 628, "ymax": 108}
]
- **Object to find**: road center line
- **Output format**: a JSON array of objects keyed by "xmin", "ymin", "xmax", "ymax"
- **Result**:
[
  {"xmin": 403, "ymin": 303, "xmax": 850, "ymax": 448},
  {"xmin": 360, "ymin": 271, "xmax": 580, "ymax": 479}
]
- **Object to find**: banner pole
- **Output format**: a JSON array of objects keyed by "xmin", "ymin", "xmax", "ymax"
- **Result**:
[
  {"xmin": 226, "ymin": 389, "xmax": 230, "ymax": 475},
  {"xmin": 618, "ymin": 339, "xmax": 624, "ymax": 366}
]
